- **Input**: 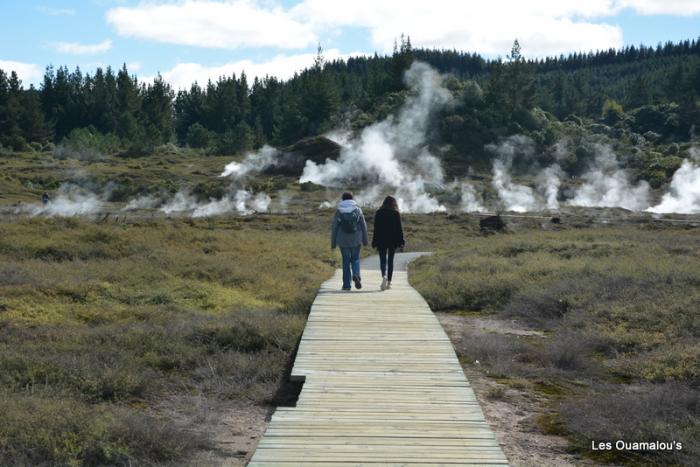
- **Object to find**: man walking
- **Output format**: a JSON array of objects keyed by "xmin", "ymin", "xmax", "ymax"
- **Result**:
[{"xmin": 331, "ymin": 192, "xmax": 369, "ymax": 291}]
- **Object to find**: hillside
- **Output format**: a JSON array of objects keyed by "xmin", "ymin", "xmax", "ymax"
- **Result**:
[
  {"xmin": 1, "ymin": 37, "xmax": 698, "ymax": 158},
  {"xmin": 1, "ymin": 37, "xmax": 700, "ymax": 218}
]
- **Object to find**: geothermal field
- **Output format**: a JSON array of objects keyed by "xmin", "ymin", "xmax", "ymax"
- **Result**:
[{"xmin": 3, "ymin": 63, "xmax": 699, "ymax": 224}]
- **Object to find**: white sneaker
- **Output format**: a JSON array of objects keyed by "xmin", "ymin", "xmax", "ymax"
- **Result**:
[
  {"xmin": 380, "ymin": 276, "xmax": 388, "ymax": 291},
  {"xmin": 386, "ymin": 281, "xmax": 392, "ymax": 290}
]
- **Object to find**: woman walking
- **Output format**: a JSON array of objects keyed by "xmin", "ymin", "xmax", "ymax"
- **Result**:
[{"xmin": 372, "ymin": 196, "xmax": 405, "ymax": 291}]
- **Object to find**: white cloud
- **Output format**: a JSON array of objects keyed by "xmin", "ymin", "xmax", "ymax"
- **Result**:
[
  {"xmin": 0, "ymin": 60, "xmax": 42, "ymax": 84},
  {"xmin": 106, "ymin": 0, "xmax": 316, "ymax": 50},
  {"xmin": 147, "ymin": 49, "xmax": 366, "ymax": 89},
  {"xmin": 52, "ymin": 40, "xmax": 113, "ymax": 55},
  {"xmin": 36, "ymin": 5, "xmax": 77, "ymax": 16},
  {"xmin": 616, "ymin": 0, "xmax": 700, "ymax": 15},
  {"xmin": 126, "ymin": 61, "xmax": 142, "ymax": 72},
  {"xmin": 104, "ymin": 0, "xmax": 699, "ymax": 58},
  {"xmin": 103, "ymin": 0, "xmax": 624, "ymax": 56},
  {"xmin": 292, "ymin": 0, "xmax": 625, "ymax": 56}
]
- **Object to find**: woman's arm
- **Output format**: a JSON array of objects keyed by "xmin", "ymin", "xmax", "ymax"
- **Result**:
[
  {"xmin": 371, "ymin": 211, "xmax": 378, "ymax": 248},
  {"xmin": 396, "ymin": 212, "xmax": 405, "ymax": 248}
]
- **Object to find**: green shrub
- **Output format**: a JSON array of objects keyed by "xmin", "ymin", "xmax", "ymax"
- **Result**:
[
  {"xmin": 602, "ymin": 99, "xmax": 624, "ymax": 125},
  {"xmin": 0, "ymin": 392, "xmax": 208, "ymax": 466},
  {"xmin": 186, "ymin": 123, "xmax": 212, "ymax": 149},
  {"xmin": 212, "ymin": 122, "xmax": 253, "ymax": 155},
  {"xmin": 54, "ymin": 127, "xmax": 121, "ymax": 161},
  {"xmin": 561, "ymin": 383, "xmax": 699, "ymax": 465}
]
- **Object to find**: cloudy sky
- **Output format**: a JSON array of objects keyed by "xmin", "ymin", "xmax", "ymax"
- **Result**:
[{"xmin": 1, "ymin": 0, "xmax": 699, "ymax": 89}]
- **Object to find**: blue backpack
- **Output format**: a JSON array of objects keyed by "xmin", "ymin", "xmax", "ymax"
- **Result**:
[{"xmin": 338, "ymin": 209, "xmax": 360, "ymax": 233}]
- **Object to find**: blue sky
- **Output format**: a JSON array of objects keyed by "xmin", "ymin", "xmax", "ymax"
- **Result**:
[{"xmin": 1, "ymin": 0, "xmax": 699, "ymax": 89}]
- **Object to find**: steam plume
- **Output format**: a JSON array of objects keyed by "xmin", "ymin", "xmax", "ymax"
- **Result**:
[
  {"xmin": 300, "ymin": 61, "xmax": 450, "ymax": 213},
  {"xmin": 220, "ymin": 145, "xmax": 279, "ymax": 178},
  {"xmin": 486, "ymin": 136, "xmax": 544, "ymax": 212},
  {"xmin": 17, "ymin": 184, "xmax": 103, "ymax": 217},
  {"xmin": 159, "ymin": 190, "xmax": 271, "ymax": 217},
  {"xmin": 152, "ymin": 144, "xmax": 279, "ymax": 217},
  {"xmin": 538, "ymin": 164, "xmax": 563, "ymax": 210},
  {"xmin": 460, "ymin": 183, "xmax": 487, "ymax": 212},
  {"xmin": 570, "ymin": 144, "xmax": 650, "ymax": 211},
  {"xmin": 647, "ymin": 148, "xmax": 700, "ymax": 214}
]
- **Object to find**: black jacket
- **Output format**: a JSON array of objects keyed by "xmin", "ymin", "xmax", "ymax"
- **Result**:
[{"xmin": 372, "ymin": 208, "xmax": 405, "ymax": 249}]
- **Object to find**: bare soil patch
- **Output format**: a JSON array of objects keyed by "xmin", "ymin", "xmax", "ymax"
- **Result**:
[
  {"xmin": 437, "ymin": 312, "xmax": 600, "ymax": 467},
  {"xmin": 185, "ymin": 400, "xmax": 270, "ymax": 466}
]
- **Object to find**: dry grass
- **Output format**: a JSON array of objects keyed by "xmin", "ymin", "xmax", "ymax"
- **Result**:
[
  {"xmin": 410, "ymin": 224, "xmax": 700, "ymax": 465},
  {"xmin": 1, "ymin": 173, "xmax": 699, "ymax": 466},
  {"xmin": 561, "ymin": 383, "xmax": 700, "ymax": 465},
  {"xmin": 0, "ymin": 215, "xmax": 335, "ymax": 465}
]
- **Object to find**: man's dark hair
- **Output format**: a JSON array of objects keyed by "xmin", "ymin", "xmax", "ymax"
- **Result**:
[{"xmin": 341, "ymin": 191, "xmax": 354, "ymax": 200}]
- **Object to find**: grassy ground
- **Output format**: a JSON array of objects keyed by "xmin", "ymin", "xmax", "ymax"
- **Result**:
[
  {"xmin": 0, "ymin": 149, "xmax": 229, "ymax": 205},
  {"xmin": 4, "ymin": 208, "xmax": 698, "ymax": 465},
  {"xmin": 409, "ymin": 223, "xmax": 700, "ymax": 466},
  {"xmin": 2, "ymin": 147, "xmax": 699, "ymax": 465},
  {"xmin": 0, "ymin": 203, "xmax": 486, "ymax": 465},
  {"xmin": 0, "ymin": 214, "xmax": 338, "ymax": 465}
]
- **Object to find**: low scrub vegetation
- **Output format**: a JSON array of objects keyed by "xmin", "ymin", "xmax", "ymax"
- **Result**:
[
  {"xmin": 0, "ymin": 215, "xmax": 335, "ymax": 465},
  {"xmin": 410, "ymin": 225, "xmax": 700, "ymax": 465},
  {"xmin": 561, "ymin": 382, "xmax": 699, "ymax": 466},
  {"xmin": 2, "ymin": 209, "xmax": 698, "ymax": 465}
]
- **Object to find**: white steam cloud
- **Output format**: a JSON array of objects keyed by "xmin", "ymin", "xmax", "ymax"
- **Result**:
[
  {"xmin": 491, "ymin": 158, "xmax": 541, "ymax": 212},
  {"xmin": 460, "ymin": 183, "xmax": 487, "ymax": 213},
  {"xmin": 538, "ymin": 164, "xmax": 563, "ymax": 210},
  {"xmin": 300, "ymin": 61, "xmax": 451, "ymax": 213},
  {"xmin": 485, "ymin": 138, "xmax": 658, "ymax": 213},
  {"xmin": 220, "ymin": 145, "xmax": 279, "ymax": 178},
  {"xmin": 144, "ymin": 144, "xmax": 280, "ymax": 218},
  {"xmin": 16, "ymin": 184, "xmax": 103, "ymax": 217},
  {"xmin": 159, "ymin": 190, "xmax": 271, "ymax": 217},
  {"xmin": 11, "ymin": 60, "xmax": 700, "ymax": 219},
  {"xmin": 273, "ymin": 191, "xmax": 292, "ymax": 213},
  {"xmin": 486, "ymin": 135, "xmax": 559, "ymax": 212},
  {"xmin": 647, "ymin": 148, "xmax": 700, "ymax": 214},
  {"xmin": 570, "ymin": 144, "xmax": 650, "ymax": 211}
]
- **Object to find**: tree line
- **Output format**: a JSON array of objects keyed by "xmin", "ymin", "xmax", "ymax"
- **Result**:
[{"xmin": 0, "ymin": 36, "xmax": 698, "ymax": 155}]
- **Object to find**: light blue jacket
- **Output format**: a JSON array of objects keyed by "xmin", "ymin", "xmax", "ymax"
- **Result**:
[{"xmin": 331, "ymin": 199, "xmax": 369, "ymax": 249}]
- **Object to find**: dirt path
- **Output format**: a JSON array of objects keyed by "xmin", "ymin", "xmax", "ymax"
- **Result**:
[{"xmin": 185, "ymin": 402, "xmax": 270, "ymax": 466}]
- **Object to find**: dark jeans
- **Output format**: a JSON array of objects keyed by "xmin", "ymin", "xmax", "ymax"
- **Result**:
[
  {"xmin": 378, "ymin": 247, "xmax": 396, "ymax": 281},
  {"xmin": 340, "ymin": 246, "xmax": 361, "ymax": 289}
]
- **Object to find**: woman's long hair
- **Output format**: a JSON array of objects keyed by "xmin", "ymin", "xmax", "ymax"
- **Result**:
[{"xmin": 381, "ymin": 196, "xmax": 399, "ymax": 211}]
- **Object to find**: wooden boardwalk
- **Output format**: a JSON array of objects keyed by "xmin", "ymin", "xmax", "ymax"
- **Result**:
[{"xmin": 249, "ymin": 254, "xmax": 509, "ymax": 466}]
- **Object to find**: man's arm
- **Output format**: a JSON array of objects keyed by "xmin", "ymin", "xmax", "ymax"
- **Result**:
[
  {"xmin": 330, "ymin": 212, "xmax": 338, "ymax": 249},
  {"xmin": 360, "ymin": 212, "xmax": 369, "ymax": 247}
]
